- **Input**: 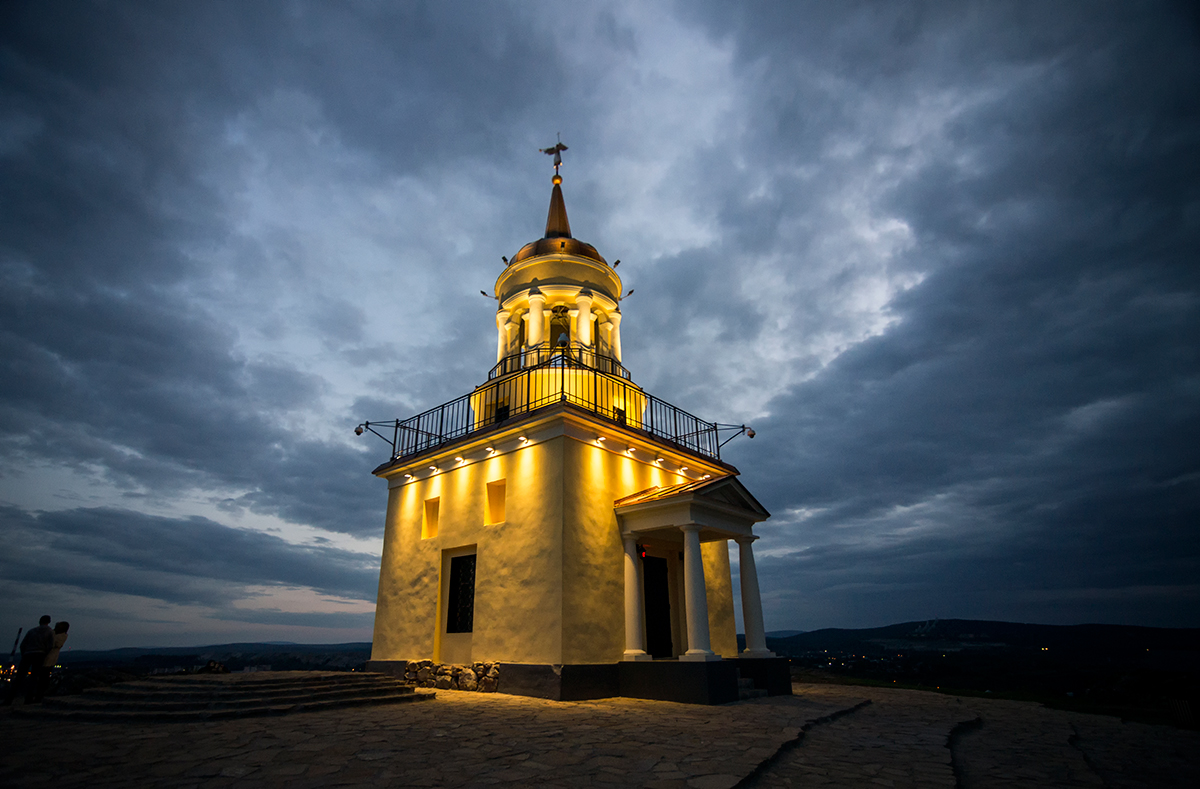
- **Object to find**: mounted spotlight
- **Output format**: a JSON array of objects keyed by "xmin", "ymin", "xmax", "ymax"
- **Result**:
[{"xmin": 716, "ymin": 424, "xmax": 757, "ymax": 449}]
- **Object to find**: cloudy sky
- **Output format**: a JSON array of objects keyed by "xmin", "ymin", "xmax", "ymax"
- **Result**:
[{"xmin": 2, "ymin": 1, "xmax": 1197, "ymax": 651}]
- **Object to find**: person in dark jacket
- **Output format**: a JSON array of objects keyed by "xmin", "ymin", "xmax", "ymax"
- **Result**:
[
  {"xmin": 33, "ymin": 621, "xmax": 70, "ymax": 703},
  {"xmin": 3, "ymin": 615, "xmax": 54, "ymax": 705}
]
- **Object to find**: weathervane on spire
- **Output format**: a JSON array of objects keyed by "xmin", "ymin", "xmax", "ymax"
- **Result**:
[{"xmin": 540, "ymin": 133, "xmax": 568, "ymax": 178}]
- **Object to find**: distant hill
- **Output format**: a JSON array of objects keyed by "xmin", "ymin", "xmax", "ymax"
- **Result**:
[
  {"xmin": 58, "ymin": 642, "xmax": 372, "ymax": 673},
  {"xmin": 762, "ymin": 619, "xmax": 1200, "ymax": 728},
  {"xmin": 767, "ymin": 619, "xmax": 1200, "ymax": 660}
]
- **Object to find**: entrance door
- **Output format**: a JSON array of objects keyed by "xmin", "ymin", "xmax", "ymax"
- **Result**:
[{"xmin": 642, "ymin": 555, "xmax": 673, "ymax": 659}]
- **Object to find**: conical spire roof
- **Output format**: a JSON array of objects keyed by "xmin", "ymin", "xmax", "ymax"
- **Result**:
[{"xmin": 544, "ymin": 174, "xmax": 572, "ymax": 239}]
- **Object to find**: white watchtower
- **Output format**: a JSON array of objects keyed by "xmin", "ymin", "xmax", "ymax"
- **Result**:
[{"xmin": 362, "ymin": 152, "xmax": 786, "ymax": 703}]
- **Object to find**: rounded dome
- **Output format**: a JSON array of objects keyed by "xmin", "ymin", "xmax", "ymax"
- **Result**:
[{"xmin": 511, "ymin": 236, "xmax": 607, "ymax": 266}]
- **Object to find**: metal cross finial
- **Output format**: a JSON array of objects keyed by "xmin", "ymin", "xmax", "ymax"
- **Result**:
[{"xmin": 540, "ymin": 133, "xmax": 568, "ymax": 175}]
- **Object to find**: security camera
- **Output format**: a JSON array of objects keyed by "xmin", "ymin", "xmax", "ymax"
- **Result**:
[
  {"xmin": 355, "ymin": 426, "xmax": 364, "ymax": 436},
  {"xmin": 746, "ymin": 428, "xmax": 756, "ymax": 439}
]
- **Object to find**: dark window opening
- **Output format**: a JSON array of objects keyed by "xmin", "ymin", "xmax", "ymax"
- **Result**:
[
  {"xmin": 494, "ymin": 402, "xmax": 510, "ymax": 424},
  {"xmin": 446, "ymin": 554, "xmax": 476, "ymax": 633},
  {"xmin": 550, "ymin": 306, "xmax": 571, "ymax": 349},
  {"xmin": 613, "ymin": 407, "xmax": 625, "ymax": 425}
]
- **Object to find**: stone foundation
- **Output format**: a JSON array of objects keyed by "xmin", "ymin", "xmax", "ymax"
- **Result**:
[
  {"xmin": 366, "ymin": 657, "xmax": 792, "ymax": 704},
  {"xmin": 370, "ymin": 659, "xmax": 500, "ymax": 693}
]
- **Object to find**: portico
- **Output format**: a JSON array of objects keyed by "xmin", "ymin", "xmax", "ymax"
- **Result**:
[{"xmin": 616, "ymin": 476, "xmax": 775, "ymax": 663}]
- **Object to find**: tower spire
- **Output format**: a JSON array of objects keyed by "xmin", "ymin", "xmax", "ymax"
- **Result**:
[{"xmin": 540, "ymin": 134, "xmax": 572, "ymax": 239}]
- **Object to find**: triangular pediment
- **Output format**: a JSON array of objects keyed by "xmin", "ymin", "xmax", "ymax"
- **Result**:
[{"xmin": 614, "ymin": 474, "xmax": 769, "ymax": 520}]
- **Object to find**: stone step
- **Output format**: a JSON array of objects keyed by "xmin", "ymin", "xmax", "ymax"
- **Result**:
[
  {"xmin": 97, "ymin": 671, "xmax": 393, "ymax": 692},
  {"xmin": 81, "ymin": 676, "xmax": 408, "ymax": 703},
  {"xmin": 16, "ymin": 688, "xmax": 434, "ymax": 722},
  {"xmin": 41, "ymin": 683, "xmax": 419, "ymax": 712},
  {"xmin": 734, "ymin": 670, "xmax": 767, "ymax": 700},
  {"xmin": 14, "ymin": 670, "xmax": 436, "ymax": 721}
]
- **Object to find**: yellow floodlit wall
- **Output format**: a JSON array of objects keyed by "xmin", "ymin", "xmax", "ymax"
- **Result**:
[
  {"xmin": 372, "ymin": 438, "xmax": 565, "ymax": 665},
  {"xmin": 370, "ymin": 414, "xmax": 737, "ymax": 667}
]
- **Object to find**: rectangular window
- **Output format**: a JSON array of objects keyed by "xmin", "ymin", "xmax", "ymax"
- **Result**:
[
  {"xmin": 422, "ymin": 497, "xmax": 440, "ymax": 540},
  {"xmin": 446, "ymin": 554, "xmax": 476, "ymax": 633},
  {"xmin": 486, "ymin": 479, "xmax": 506, "ymax": 524}
]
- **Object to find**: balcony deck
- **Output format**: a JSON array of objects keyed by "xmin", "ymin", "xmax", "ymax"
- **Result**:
[{"xmin": 361, "ymin": 349, "xmax": 723, "ymax": 465}]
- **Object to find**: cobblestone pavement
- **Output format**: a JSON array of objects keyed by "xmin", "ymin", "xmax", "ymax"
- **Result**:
[{"xmin": 1, "ymin": 682, "xmax": 1197, "ymax": 788}]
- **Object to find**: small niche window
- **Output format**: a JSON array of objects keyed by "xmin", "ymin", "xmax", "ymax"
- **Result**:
[
  {"xmin": 446, "ymin": 554, "xmax": 476, "ymax": 633},
  {"xmin": 494, "ymin": 399, "xmax": 510, "ymax": 425},
  {"xmin": 422, "ymin": 497, "xmax": 440, "ymax": 540},
  {"xmin": 486, "ymin": 479, "xmax": 506, "ymax": 524}
]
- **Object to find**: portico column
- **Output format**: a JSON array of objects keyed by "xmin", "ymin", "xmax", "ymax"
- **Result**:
[
  {"xmin": 622, "ymin": 536, "xmax": 651, "ymax": 661},
  {"xmin": 608, "ymin": 310, "xmax": 623, "ymax": 362},
  {"xmin": 526, "ymin": 290, "xmax": 545, "ymax": 348},
  {"xmin": 494, "ymin": 309, "xmax": 511, "ymax": 363},
  {"xmin": 680, "ymin": 524, "xmax": 718, "ymax": 661},
  {"xmin": 736, "ymin": 536, "xmax": 775, "ymax": 658},
  {"xmin": 575, "ymin": 290, "xmax": 593, "ymax": 347}
]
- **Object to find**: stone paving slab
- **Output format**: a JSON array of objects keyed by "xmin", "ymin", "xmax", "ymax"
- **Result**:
[
  {"xmin": 2, "ymin": 681, "xmax": 1197, "ymax": 788},
  {"xmin": 0, "ymin": 684, "xmax": 859, "ymax": 789}
]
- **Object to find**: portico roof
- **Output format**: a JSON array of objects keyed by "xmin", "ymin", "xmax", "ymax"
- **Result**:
[{"xmin": 614, "ymin": 474, "xmax": 770, "ymax": 540}]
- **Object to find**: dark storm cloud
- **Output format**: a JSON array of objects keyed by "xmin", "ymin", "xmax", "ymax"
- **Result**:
[
  {"xmin": 2, "ymin": 0, "xmax": 1198, "ymax": 646},
  {"xmin": 0, "ymin": 505, "xmax": 379, "ymax": 606},
  {"xmin": 0, "ymin": 0, "xmax": 571, "ymax": 536},
  {"xmin": 0, "ymin": 267, "xmax": 383, "ymax": 534},
  {"xmin": 706, "ymin": 0, "xmax": 1200, "ymax": 627}
]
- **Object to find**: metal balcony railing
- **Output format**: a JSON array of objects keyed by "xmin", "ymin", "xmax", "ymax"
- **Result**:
[
  {"xmin": 488, "ymin": 342, "xmax": 631, "ymax": 380},
  {"xmin": 360, "ymin": 363, "xmax": 721, "ymax": 464}
]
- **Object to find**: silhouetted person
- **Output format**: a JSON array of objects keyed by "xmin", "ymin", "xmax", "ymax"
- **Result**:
[
  {"xmin": 197, "ymin": 659, "xmax": 229, "ymax": 674},
  {"xmin": 3, "ymin": 615, "xmax": 53, "ymax": 705},
  {"xmin": 33, "ymin": 621, "xmax": 69, "ymax": 703}
]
